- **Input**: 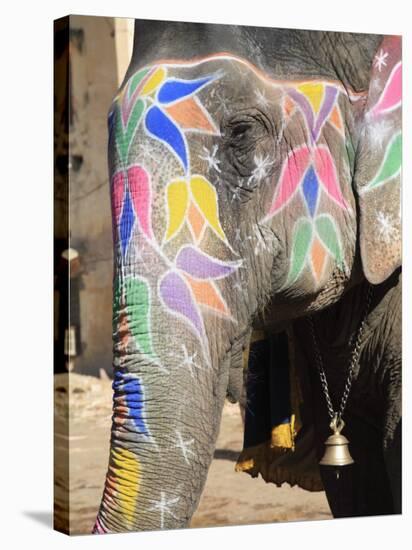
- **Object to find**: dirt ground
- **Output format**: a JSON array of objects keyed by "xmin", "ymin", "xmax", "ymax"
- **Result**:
[{"xmin": 54, "ymin": 374, "xmax": 331, "ymax": 535}]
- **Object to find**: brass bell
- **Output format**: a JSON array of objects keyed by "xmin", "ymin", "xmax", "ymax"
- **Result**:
[{"xmin": 319, "ymin": 416, "xmax": 354, "ymax": 467}]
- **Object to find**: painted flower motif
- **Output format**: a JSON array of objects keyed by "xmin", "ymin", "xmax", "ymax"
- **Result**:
[
  {"xmin": 265, "ymin": 145, "xmax": 349, "ymax": 220},
  {"xmin": 159, "ymin": 246, "xmax": 241, "ymax": 342},
  {"xmin": 287, "ymin": 83, "xmax": 341, "ymax": 143},
  {"xmin": 115, "ymin": 65, "xmax": 219, "ymax": 169},
  {"xmin": 110, "ymin": 64, "xmax": 241, "ymax": 364},
  {"xmin": 264, "ymin": 144, "xmax": 348, "ymax": 287},
  {"xmin": 164, "ymin": 175, "xmax": 227, "ymax": 245},
  {"xmin": 286, "ymin": 214, "xmax": 344, "ymax": 286},
  {"xmin": 112, "ymin": 164, "xmax": 154, "ymax": 258}
]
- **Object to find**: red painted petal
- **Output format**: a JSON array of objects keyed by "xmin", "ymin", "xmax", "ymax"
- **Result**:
[
  {"xmin": 314, "ymin": 147, "xmax": 348, "ymax": 210},
  {"xmin": 268, "ymin": 146, "xmax": 310, "ymax": 216},
  {"xmin": 111, "ymin": 170, "xmax": 125, "ymax": 228},
  {"xmin": 127, "ymin": 165, "xmax": 154, "ymax": 241},
  {"xmin": 371, "ymin": 62, "xmax": 402, "ymax": 117}
]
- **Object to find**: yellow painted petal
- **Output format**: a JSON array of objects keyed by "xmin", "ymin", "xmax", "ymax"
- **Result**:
[
  {"xmin": 141, "ymin": 67, "xmax": 166, "ymax": 96},
  {"xmin": 108, "ymin": 447, "xmax": 140, "ymax": 525},
  {"xmin": 190, "ymin": 176, "xmax": 226, "ymax": 242},
  {"xmin": 165, "ymin": 179, "xmax": 189, "ymax": 241},
  {"xmin": 297, "ymin": 83, "xmax": 324, "ymax": 114}
]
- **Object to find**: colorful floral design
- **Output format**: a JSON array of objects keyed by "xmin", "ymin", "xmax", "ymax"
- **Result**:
[
  {"xmin": 266, "ymin": 145, "xmax": 349, "ymax": 217},
  {"xmin": 287, "ymin": 82, "xmax": 341, "ymax": 143},
  {"xmin": 164, "ymin": 175, "xmax": 227, "ymax": 244},
  {"xmin": 111, "ymin": 64, "xmax": 239, "ymax": 364},
  {"xmin": 264, "ymin": 141, "xmax": 348, "ymax": 285}
]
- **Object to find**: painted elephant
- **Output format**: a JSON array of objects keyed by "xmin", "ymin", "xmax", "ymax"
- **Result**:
[{"xmin": 93, "ymin": 22, "xmax": 401, "ymax": 533}]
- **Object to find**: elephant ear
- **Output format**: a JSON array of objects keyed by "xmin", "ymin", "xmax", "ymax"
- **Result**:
[{"xmin": 353, "ymin": 36, "xmax": 402, "ymax": 284}]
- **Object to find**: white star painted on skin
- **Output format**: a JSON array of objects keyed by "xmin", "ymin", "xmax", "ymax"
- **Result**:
[
  {"xmin": 367, "ymin": 119, "xmax": 393, "ymax": 150},
  {"xmin": 215, "ymin": 91, "xmax": 231, "ymax": 116},
  {"xmin": 177, "ymin": 345, "xmax": 202, "ymax": 378},
  {"xmin": 149, "ymin": 491, "xmax": 180, "ymax": 529},
  {"xmin": 139, "ymin": 141, "xmax": 156, "ymax": 160},
  {"xmin": 248, "ymin": 154, "xmax": 274, "ymax": 186},
  {"xmin": 255, "ymin": 89, "xmax": 270, "ymax": 109},
  {"xmin": 377, "ymin": 211, "xmax": 396, "ymax": 243},
  {"xmin": 174, "ymin": 431, "xmax": 195, "ymax": 464},
  {"xmin": 253, "ymin": 224, "xmax": 269, "ymax": 255},
  {"xmin": 231, "ymin": 187, "xmax": 242, "ymax": 202},
  {"xmin": 199, "ymin": 145, "xmax": 221, "ymax": 173},
  {"xmin": 374, "ymin": 49, "xmax": 389, "ymax": 72},
  {"xmin": 234, "ymin": 228, "xmax": 242, "ymax": 242},
  {"xmin": 233, "ymin": 279, "xmax": 246, "ymax": 292}
]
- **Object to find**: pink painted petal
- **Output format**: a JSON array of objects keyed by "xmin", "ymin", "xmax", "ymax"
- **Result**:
[
  {"xmin": 314, "ymin": 147, "xmax": 349, "ymax": 210},
  {"xmin": 176, "ymin": 245, "xmax": 240, "ymax": 280},
  {"xmin": 127, "ymin": 165, "xmax": 154, "ymax": 241},
  {"xmin": 111, "ymin": 170, "xmax": 125, "ymax": 228},
  {"xmin": 370, "ymin": 62, "xmax": 402, "ymax": 117},
  {"xmin": 268, "ymin": 147, "xmax": 311, "ymax": 216}
]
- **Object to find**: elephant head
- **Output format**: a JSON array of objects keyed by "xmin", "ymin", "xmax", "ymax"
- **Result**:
[{"xmin": 94, "ymin": 24, "xmax": 401, "ymax": 533}]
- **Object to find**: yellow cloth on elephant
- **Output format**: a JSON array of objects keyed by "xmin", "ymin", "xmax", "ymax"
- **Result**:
[
  {"xmin": 235, "ymin": 331, "xmax": 323, "ymax": 492},
  {"xmin": 270, "ymin": 414, "xmax": 296, "ymax": 450}
]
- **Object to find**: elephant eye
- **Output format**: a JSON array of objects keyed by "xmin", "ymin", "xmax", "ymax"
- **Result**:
[
  {"xmin": 230, "ymin": 122, "xmax": 253, "ymax": 140},
  {"xmin": 222, "ymin": 110, "xmax": 273, "ymax": 178}
]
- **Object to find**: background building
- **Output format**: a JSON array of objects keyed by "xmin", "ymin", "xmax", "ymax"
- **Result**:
[{"xmin": 54, "ymin": 15, "xmax": 134, "ymax": 376}]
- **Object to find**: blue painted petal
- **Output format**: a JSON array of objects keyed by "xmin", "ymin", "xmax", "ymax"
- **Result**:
[
  {"xmin": 113, "ymin": 372, "xmax": 150, "ymax": 436},
  {"xmin": 145, "ymin": 105, "xmax": 188, "ymax": 172},
  {"xmin": 157, "ymin": 76, "xmax": 214, "ymax": 104},
  {"xmin": 302, "ymin": 166, "xmax": 319, "ymax": 218},
  {"xmin": 119, "ymin": 186, "xmax": 135, "ymax": 257}
]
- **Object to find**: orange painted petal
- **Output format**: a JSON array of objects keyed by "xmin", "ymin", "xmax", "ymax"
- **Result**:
[
  {"xmin": 329, "ymin": 105, "xmax": 343, "ymax": 133},
  {"xmin": 186, "ymin": 276, "xmax": 229, "ymax": 316},
  {"xmin": 311, "ymin": 237, "xmax": 327, "ymax": 281},
  {"xmin": 165, "ymin": 97, "xmax": 218, "ymax": 133},
  {"xmin": 283, "ymin": 96, "xmax": 295, "ymax": 117},
  {"xmin": 188, "ymin": 202, "xmax": 205, "ymax": 240}
]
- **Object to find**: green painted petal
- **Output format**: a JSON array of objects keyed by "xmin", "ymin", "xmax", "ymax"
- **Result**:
[
  {"xmin": 315, "ymin": 215, "xmax": 343, "ymax": 266},
  {"xmin": 128, "ymin": 68, "xmax": 151, "ymax": 97},
  {"xmin": 115, "ymin": 99, "xmax": 145, "ymax": 164},
  {"xmin": 287, "ymin": 218, "xmax": 313, "ymax": 284},
  {"xmin": 125, "ymin": 276, "xmax": 155, "ymax": 358},
  {"xmin": 368, "ymin": 133, "xmax": 402, "ymax": 190}
]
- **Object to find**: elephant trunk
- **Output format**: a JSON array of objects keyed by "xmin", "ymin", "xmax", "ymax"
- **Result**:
[{"xmin": 93, "ymin": 281, "xmax": 231, "ymax": 532}]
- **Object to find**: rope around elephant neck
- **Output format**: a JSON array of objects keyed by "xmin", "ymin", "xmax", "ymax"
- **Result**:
[{"xmin": 307, "ymin": 284, "xmax": 373, "ymax": 425}]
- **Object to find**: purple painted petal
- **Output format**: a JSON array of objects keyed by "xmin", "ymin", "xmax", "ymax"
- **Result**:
[
  {"xmin": 313, "ymin": 86, "xmax": 338, "ymax": 141},
  {"xmin": 159, "ymin": 271, "xmax": 204, "ymax": 337},
  {"xmin": 176, "ymin": 246, "xmax": 239, "ymax": 280},
  {"xmin": 287, "ymin": 88, "xmax": 315, "ymax": 140}
]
